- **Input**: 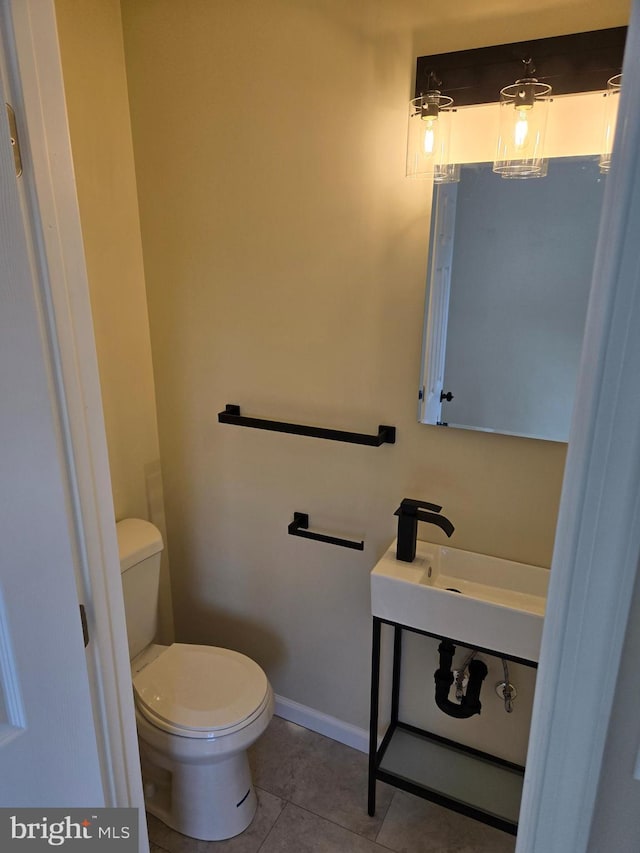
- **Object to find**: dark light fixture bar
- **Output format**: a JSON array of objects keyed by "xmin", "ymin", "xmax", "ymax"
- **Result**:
[
  {"xmin": 288, "ymin": 512, "xmax": 364, "ymax": 551},
  {"xmin": 415, "ymin": 27, "xmax": 627, "ymax": 106},
  {"xmin": 218, "ymin": 404, "xmax": 396, "ymax": 446}
]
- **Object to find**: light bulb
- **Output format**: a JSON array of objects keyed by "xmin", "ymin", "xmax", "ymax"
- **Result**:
[
  {"xmin": 423, "ymin": 120, "xmax": 436, "ymax": 155},
  {"xmin": 514, "ymin": 110, "xmax": 529, "ymax": 149}
]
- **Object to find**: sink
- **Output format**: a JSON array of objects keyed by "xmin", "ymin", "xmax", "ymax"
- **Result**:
[{"xmin": 370, "ymin": 540, "xmax": 548, "ymax": 662}]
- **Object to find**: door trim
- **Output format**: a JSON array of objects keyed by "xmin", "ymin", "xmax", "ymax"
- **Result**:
[
  {"xmin": 2, "ymin": 0, "xmax": 146, "ymax": 827},
  {"xmin": 517, "ymin": 3, "xmax": 640, "ymax": 850}
]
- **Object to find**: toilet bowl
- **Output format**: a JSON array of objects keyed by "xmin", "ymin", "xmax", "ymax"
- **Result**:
[{"xmin": 117, "ymin": 519, "xmax": 274, "ymax": 841}]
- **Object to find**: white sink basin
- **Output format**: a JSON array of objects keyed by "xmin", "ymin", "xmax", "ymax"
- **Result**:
[{"xmin": 371, "ymin": 540, "xmax": 549, "ymax": 662}]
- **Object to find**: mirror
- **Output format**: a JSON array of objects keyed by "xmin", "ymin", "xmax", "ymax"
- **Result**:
[{"xmin": 418, "ymin": 156, "xmax": 605, "ymax": 442}]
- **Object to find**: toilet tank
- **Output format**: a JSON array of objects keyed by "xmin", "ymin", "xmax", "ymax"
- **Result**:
[{"xmin": 116, "ymin": 518, "xmax": 164, "ymax": 660}]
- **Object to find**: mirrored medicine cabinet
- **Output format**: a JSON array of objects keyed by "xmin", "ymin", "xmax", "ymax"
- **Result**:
[
  {"xmin": 414, "ymin": 27, "xmax": 626, "ymax": 443},
  {"xmin": 418, "ymin": 155, "xmax": 606, "ymax": 442}
]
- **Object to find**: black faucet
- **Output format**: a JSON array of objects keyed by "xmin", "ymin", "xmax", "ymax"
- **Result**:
[{"xmin": 394, "ymin": 498, "xmax": 454, "ymax": 562}]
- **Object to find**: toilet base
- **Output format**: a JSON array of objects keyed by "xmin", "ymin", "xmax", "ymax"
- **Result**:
[{"xmin": 140, "ymin": 743, "xmax": 258, "ymax": 841}]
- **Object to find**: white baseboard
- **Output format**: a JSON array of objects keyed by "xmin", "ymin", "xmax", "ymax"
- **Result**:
[{"xmin": 274, "ymin": 694, "xmax": 370, "ymax": 754}]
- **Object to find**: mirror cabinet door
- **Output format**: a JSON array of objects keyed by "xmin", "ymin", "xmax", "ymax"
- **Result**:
[{"xmin": 419, "ymin": 156, "xmax": 605, "ymax": 442}]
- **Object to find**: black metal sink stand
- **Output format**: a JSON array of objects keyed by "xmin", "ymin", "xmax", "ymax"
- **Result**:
[{"xmin": 368, "ymin": 617, "xmax": 538, "ymax": 836}]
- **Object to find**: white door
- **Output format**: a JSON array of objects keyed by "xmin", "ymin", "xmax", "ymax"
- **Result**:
[{"xmin": 0, "ymin": 75, "xmax": 105, "ymax": 804}]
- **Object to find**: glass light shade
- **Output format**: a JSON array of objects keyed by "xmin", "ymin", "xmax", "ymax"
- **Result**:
[
  {"xmin": 599, "ymin": 74, "xmax": 622, "ymax": 174},
  {"xmin": 493, "ymin": 79, "xmax": 552, "ymax": 179},
  {"xmin": 406, "ymin": 93, "xmax": 455, "ymax": 180},
  {"xmin": 434, "ymin": 162, "xmax": 461, "ymax": 184}
]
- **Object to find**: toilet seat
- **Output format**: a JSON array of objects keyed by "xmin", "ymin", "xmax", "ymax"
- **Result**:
[{"xmin": 133, "ymin": 643, "xmax": 269, "ymax": 739}]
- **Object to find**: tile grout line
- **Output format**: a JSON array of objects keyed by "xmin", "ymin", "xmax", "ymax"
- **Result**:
[
  {"xmin": 285, "ymin": 800, "xmax": 392, "ymax": 850},
  {"xmin": 255, "ymin": 799, "xmax": 292, "ymax": 853},
  {"xmin": 372, "ymin": 788, "xmax": 400, "ymax": 851},
  {"xmin": 147, "ymin": 840, "xmax": 172, "ymax": 853}
]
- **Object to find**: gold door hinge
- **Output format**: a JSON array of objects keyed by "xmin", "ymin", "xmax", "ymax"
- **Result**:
[{"xmin": 5, "ymin": 103, "xmax": 22, "ymax": 177}]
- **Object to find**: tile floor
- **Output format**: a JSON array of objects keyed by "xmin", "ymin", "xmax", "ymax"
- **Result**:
[{"xmin": 147, "ymin": 716, "xmax": 516, "ymax": 853}]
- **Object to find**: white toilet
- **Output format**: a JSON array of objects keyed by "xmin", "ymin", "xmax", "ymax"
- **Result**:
[{"xmin": 116, "ymin": 518, "xmax": 274, "ymax": 841}]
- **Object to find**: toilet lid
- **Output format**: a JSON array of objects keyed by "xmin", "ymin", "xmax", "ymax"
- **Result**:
[{"xmin": 133, "ymin": 643, "xmax": 268, "ymax": 734}]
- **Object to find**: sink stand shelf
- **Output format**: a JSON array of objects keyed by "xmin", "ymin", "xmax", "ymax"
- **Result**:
[{"xmin": 368, "ymin": 617, "xmax": 537, "ymax": 836}]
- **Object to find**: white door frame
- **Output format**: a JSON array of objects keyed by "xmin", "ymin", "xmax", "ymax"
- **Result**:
[
  {"xmin": 2, "ymin": 0, "xmax": 146, "ymax": 825},
  {"xmin": 517, "ymin": 2, "xmax": 640, "ymax": 850},
  {"xmin": 5, "ymin": 0, "xmax": 640, "ymax": 849}
]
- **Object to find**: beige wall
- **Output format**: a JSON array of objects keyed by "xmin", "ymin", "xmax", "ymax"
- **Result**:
[
  {"xmin": 119, "ymin": 0, "xmax": 629, "ymax": 755},
  {"xmin": 55, "ymin": 0, "xmax": 173, "ymax": 641}
]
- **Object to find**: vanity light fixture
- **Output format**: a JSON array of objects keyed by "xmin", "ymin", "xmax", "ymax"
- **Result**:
[
  {"xmin": 599, "ymin": 73, "xmax": 622, "ymax": 174},
  {"xmin": 406, "ymin": 72, "xmax": 458, "ymax": 183},
  {"xmin": 493, "ymin": 59, "xmax": 552, "ymax": 179}
]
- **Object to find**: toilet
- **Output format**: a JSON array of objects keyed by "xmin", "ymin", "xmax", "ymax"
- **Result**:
[{"xmin": 116, "ymin": 518, "xmax": 274, "ymax": 841}]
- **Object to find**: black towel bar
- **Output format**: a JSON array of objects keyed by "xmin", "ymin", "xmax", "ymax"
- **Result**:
[
  {"xmin": 218, "ymin": 404, "xmax": 396, "ymax": 446},
  {"xmin": 288, "ymin": 513, "xmax": 364, "ymax": 551}
]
